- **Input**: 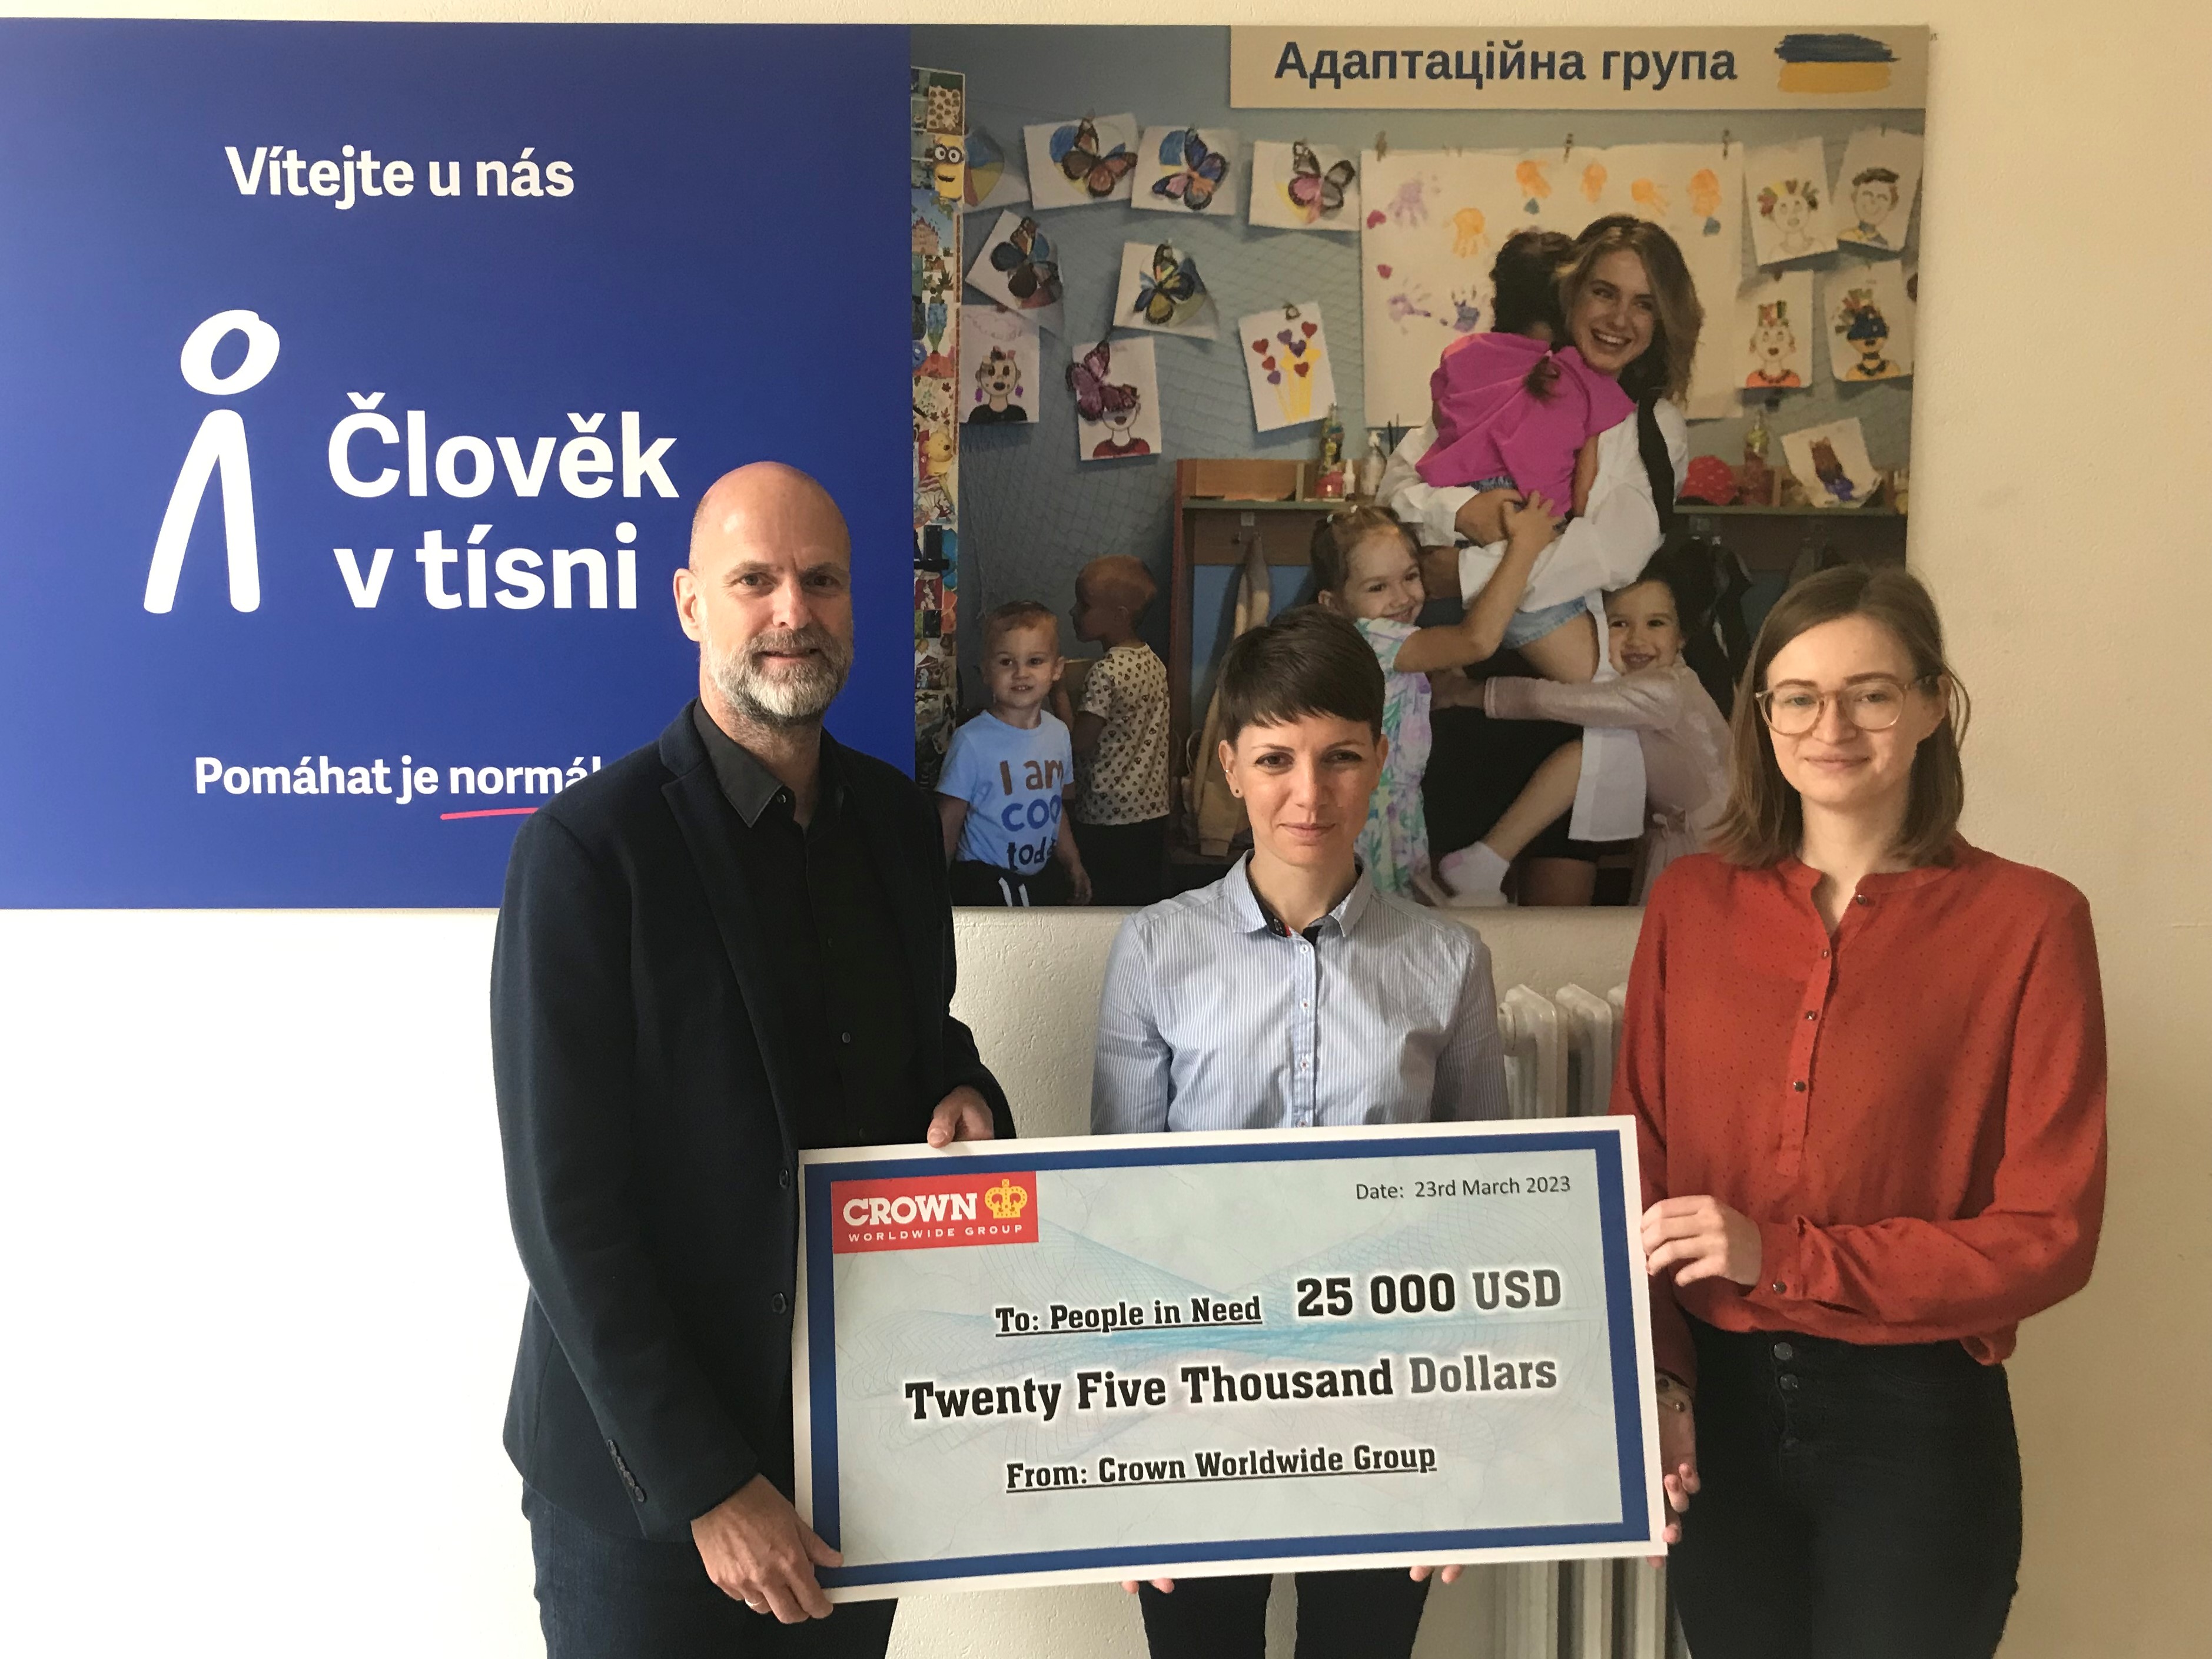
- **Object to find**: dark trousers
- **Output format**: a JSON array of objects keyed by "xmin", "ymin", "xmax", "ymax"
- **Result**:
[
  {"xmin": 1137, "ymin": 1568, "xmax": 1429, "ymax": 1659},
  {"xmin": 1671, "ymin": 1316, "xmax": 2022, "ymax": 1659},
  {"xmin": 1075, "ymin": 815, "xmax": 1167, "ymax": 905},
  {"xmin": 949, "ymin": 857, "xmax": 1072, "ymax": 907},
  {"xmin": 525, "ymin": 1485, "xmax": 896, "ymax": 1659}
]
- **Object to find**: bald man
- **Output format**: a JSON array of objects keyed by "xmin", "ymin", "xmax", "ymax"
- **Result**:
[{"xmin": 492, "ymin": 463, "xmax": 1011, "ymax": 1656}]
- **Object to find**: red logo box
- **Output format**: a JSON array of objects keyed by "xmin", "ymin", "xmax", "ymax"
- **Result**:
[{"xmin": 829, "ymin": 1170, "xmax": 1038, "ymax": 1253}]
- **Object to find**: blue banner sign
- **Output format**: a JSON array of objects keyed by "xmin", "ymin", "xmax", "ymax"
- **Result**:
[{"xmin": 0, "ymin": 21, "xmax": 909, "ymax": 905}]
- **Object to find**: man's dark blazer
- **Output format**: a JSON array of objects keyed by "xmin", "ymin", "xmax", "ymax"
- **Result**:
[{"xmin": 492, "ymin": 706, "xmax": 1013, "ymax": 1541}]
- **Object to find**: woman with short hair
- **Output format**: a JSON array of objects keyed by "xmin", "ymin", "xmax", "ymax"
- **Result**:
[
  {"xmin": 1092, "ymin": 605, "xmax": 1507, "ymax": 1658},
  {"xmin": 1619, "ymin": 565, "xmax": 2107, "ymax": 1657}
]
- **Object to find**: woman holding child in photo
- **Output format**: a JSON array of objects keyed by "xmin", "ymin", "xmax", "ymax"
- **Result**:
[
  {"xmin": 1622, "ymin": 566, "xmax": 2106, "ymax": 1656},
  {"xmin": 1383, "ymin": 215, "xmax": 1704, "ymax": 905}
]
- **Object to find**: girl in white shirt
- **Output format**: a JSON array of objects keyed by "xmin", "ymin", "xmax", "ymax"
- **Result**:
[{"xmin": 1471, "ymin": 558, "xmax": 1732, "ymax": 900}]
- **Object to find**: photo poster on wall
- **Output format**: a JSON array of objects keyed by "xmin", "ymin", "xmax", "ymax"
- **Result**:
[
  {"xmin": 1240, "ymin": 301, "xmax": 1336, "ymax": 433},
  {"xmin": 1022, "ymin": 112, "xmax": 1139, "ymax": 208},
  {"xmin": 1826, "ymin": 261, "xmax": 1914, "ymax": 382},
  {"xmin": 1833, "ymin": 127, "xmax": 1921, "ymax": 253},
  {"xmin": 958, "ymin": 304, "xmax": 1039, "ymax": 426},
  {"xmin": 0, "ymin": 19, "xmax": 915, "ymax": 908},
  {"xmin": 1745, "ymin": 137, "xmax": 1840, "ymax": 265},
  {"xmin": 1112, "ymin": 240, "xmax": 1218, "ymax": 339},
  {"xmin": 1781, "ymin": 416, "xmax": 1881, "ymax": 507},
  {"xmin": 1247, "ymin": 138, "xmax": 1361, "ymax": 231},
  {"xmin": 1068, "ymin": 336, "xmax": 1163, "ymax": 462},
  {"xmin": 1359, "ymin": 144, "xmax": 1742, "ymax": 426},
  {"xmin": 1738, "ymin": 270, "xmax": 1817, "ymax": 391},
  {"xmin": 1133, "ymin": 124, "xmax": 1237, "ymax": 216}
]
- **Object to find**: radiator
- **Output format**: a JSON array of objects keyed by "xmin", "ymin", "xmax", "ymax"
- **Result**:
[{"xmin": 1489, "ymin": 984, "xmax": 1688, "ymax": 1659}]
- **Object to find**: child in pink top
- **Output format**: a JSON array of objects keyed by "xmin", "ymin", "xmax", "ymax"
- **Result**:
[{"xmin": 1417, "ymin": 229, "xmax": 1636, "ymax": 523}]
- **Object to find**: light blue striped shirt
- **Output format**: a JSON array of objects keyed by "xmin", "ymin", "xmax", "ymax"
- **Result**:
[{"xmin": 1091, "ymin": 858, "xmax": 1510, "ymax": 1134}]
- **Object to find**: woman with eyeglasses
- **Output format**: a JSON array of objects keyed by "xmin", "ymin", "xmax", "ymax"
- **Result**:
[{"xmin": 1615, "ymin": 565, "xmax": 2107, "ymax": 1658}]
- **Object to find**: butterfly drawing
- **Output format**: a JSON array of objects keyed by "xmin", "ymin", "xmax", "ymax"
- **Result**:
[
  {"xmin": 1134, "ymin": 243, "xmax": 1206, "ymax": 329},
  {"xmin": 989, "ymin": 217, "xmax": 1061, "ymax": 307},
  {"xmin": 1286, "ymin": 141, "xmax": 1356, "ymax": 223},
  {"xmin": 1151, "ymin": 128, "xmax": 1228, "ymax": 212},
  {"xmin": 1054, "ymin": 118, "xmax": 1137, "ymax": 198}
]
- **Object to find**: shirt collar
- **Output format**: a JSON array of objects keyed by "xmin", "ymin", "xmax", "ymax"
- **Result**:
[
  {"xmin": 691, "ymin": 702, "xmax": 842, "ymax": 828},
  {"xmin": 1775, "ymin": 834, "xmax": 1976, "ymax": 895},
  {"xmin": 1224, "ymin": 854, "xmax": 1374, "ymax": 939}
]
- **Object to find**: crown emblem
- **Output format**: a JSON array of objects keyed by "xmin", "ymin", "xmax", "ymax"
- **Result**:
[{"xmin": 984, "ymin": 1178, "xmax": 1029, "ymax": 1220}]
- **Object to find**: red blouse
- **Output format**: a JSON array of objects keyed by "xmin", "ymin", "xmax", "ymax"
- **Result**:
[{"xmin": 1614, "ymin": 841, "xmax": 2107, "ymax": 1389}]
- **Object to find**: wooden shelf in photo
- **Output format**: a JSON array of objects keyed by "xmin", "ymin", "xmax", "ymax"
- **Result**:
[
  {"xmin": 1680, "ymin": 499, "xmax": 1909, "ymax": 575},
  {"xmin": 1182, "ymin": 497, "xmax": 1354, "ymax": 513},
  {"xmin": 1680, "ymin": 503, "xmax": 1905, "ymax": 518}
]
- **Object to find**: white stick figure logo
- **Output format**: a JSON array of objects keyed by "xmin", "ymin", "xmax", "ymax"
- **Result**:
[{"xmin": 143, "ymin": 309, "xmax": 281, "ymax": 613}]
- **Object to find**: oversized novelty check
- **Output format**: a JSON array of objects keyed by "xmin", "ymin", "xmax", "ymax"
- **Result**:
[{"xmin": 794, "ymin": 1120, "xmax": 1662, "ymax": 1598}]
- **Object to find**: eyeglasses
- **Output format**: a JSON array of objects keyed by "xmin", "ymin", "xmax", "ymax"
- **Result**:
[{"xmin": 1755, "ymin": 675, "xmax": 1930, "ymax": 736}]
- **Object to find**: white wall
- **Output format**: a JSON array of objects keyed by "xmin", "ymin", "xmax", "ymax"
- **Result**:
[{"xmin": 2, "ymin": 3, "xmax": 2207, "ymax": 1657}]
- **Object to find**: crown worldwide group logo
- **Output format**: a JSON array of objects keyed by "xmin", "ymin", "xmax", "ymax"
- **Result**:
[{"xmin": 831, "ymin": 1170, "xmax": 1038, "ymax": 1253}]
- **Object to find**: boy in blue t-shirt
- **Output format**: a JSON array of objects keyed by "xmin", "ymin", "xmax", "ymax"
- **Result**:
[{"xmin": 937, "ymin": 602, "xmax": 1092, "ymax": 906}]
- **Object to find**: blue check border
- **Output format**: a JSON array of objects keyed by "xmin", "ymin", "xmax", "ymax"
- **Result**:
[{"xmin": 802, "ymin": 1129, "xmax": 1648, "ymax": 1587}]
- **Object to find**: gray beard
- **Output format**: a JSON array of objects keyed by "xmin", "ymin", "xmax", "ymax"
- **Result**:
[{"xmin": 705, "ymin": 625, "xmax": 853, "ymax": 728}]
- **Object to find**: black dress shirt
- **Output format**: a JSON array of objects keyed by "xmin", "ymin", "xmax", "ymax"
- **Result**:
[{"xmin": 692, "ymin": 706, "xmax": 921, "ymax": 1149}]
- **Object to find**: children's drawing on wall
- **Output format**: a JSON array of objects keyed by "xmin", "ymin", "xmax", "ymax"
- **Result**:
[
  {"xmin": 1745, "ymin": 139, "xmax": 1838, "ymax": 263},
  {"xmin": 1738, "ymin": 271, "xmax": 1815, "ymax": 389},
  {"xmin": 1449, "ymin": 205, "xmax": 1489, "ymax": 259},
  {"xmin": 1112, "ymin": 240, "xmax": 1215, "ymax": 337},
  {"xmin": 1362, "ymin": 145, "xmax": 1740, "ymax": 424},
  {"xmin": 965, "ymin": 210, "xmax": 1064, "ymax": 336},
  {"xmin": 1514, "ymin": 158, "xmax": 1551, "ymax": 215},
  {"xmin": 913, "ymin": 374, "xmax": 958, "ymax": 525},
  {"xmin": 1247, "ymin": 139, "xmax": 1358, "ymax": 231},
  {"xmin": 1828, "ymin": 262, "xmax": 1915, "ymax": 381},
  {"xmin": 912, "ymin": 193, "xmax": 959, "ymax": 374},
  {"xmin": 1832, "ymin": 128, "xmax": 1922, "ymax": 251},
  {"xmin": 1689, "ymin": 168, "xmax": 1725, "ymax": 235},
  {"xmin": 1068, "ymin": 337, "xmax": 1161, "ymax": 461},
  {"xmin": 911, "ymin": 66, "xmax": 966, "ymax": 206},
  {"xmin": 1134, "ymin": 125, "xmax": 1235, "ymax": 215},
  {"xmin": 1782, "ymin": 417, "xmax": 1880, "ymax": 506},
  {"xmin": 1024, "ymin": 113, "xmax": 1138, "ymax": 208},
  {"xmin": 961, "ymin": 125, "xmax": 1028, "ymax": 211},
  {"xmin": 958, "ymin": 305, "xmax": 1039, "ymax": 426},
  {"xmin": 1241, "ymin": 301, "xmax": 1335, "ymax": 433}
]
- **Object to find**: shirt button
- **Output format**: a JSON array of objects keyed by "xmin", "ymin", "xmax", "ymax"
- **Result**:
[
  {"xmin": 778, "ymin": 1167, "xmax": 792, "ymax": 1189},
  {"xmin": 1855, "ymin": 895, "xmax": 1871, "ymax": 906},
  {"xmin": 1771, "ymin": 1281, "xmax": 1786, "ymax": 1293},
  {"xmin": 1792, "ymin": 1080, "xmax": 1806, "ymax": 1092},
  {"xmin": 841, "ymin": 1031, "xmax": 853, "ymax": 1045},
  {"xmin": 1819, "ymin": 948, "xmax": 1831, "ymax": 958},
  {"xmin": 770, "ymin": 1292, "xmax": 789, "ymax": 1314},
  {"xmin": 1772, "ymin": 1341, "xmax": 1795, "ymax": 1362},
  {"xmin": 1778, "ymin": 1374, "xmax": 1801, "ymax": 1392},
  {"xmin": 1805, "ymin": 1010, "xmax": 1818, "ymax": 1020}
]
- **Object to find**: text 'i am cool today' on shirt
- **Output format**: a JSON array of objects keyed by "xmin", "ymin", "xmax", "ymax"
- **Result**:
[{"xmin": 937, "ymin": 711, "xmax": 1074, "ymax": 874}]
